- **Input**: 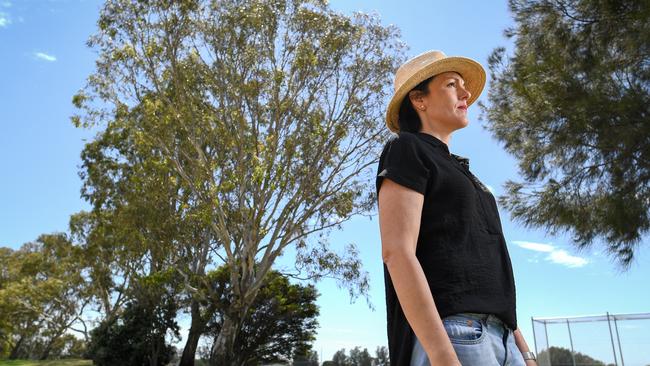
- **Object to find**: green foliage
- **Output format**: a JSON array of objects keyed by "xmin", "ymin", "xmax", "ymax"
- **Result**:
[
  {"xmin": 207, "ymin": 267, "xmax": 320, "ymax": 365},
  {"xmin": 291, "ymin": 349, "xmax": 318, "ymax": 366},
  {"xmin": 331, "ymin": 349, "xmax": 348, "ymax": 366},
  {"xmin": 85, "ymin": 294, "xmax": 179, "ymax": 366},
  {"xmin": 326, "ymin": 347, "xmax": 387, "ymax": 366},
  {"xmin": 55, "ymin": 336, "xmax": 85, "ymax": 359},
  {"xmin": 481, "ymin": 0, "xmax": 650, "ymax": 266},
  {"xmin": 0, "ymin": 235, "xmax": 89, "ymax": 360},
  {"xmin": 348, "ymin": 347, "xmax": 372, "ymax": 366},
  {"xmin": 537, "ymin": 346, "xmax": 614, "ymax": 366},
  {"xmin": 374, "ymin": 346, "xmax": 389, "ymax": 366}
]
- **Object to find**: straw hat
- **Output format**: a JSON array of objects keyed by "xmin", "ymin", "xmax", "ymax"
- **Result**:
[{"xmin": 385, "ymin": 50, "xmax": 486, "ymax": 132}]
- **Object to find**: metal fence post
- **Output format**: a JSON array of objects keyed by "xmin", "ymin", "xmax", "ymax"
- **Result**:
[
  {"xmin": 566, "ymin": 319, "xmax": 576, "ymax": 366},
  {"xmin": 606, "ymin": 312, "xmax": 619, "ymax": 366},
  {"xmin": 613, "ymin": 315, "xmax": 625, "ymax": 366},
  {"xmin": 532, "ymin": 317, "xmax": 538, "ymax": 356},
  {"xmin": 544, "ymin": 321, "xmax": 550, "ymax": 362}
]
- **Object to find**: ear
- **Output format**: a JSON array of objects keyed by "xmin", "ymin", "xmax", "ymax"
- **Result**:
[{"xmin": 408, "ymin": 90, "xmax": 425, "ymax": 110}]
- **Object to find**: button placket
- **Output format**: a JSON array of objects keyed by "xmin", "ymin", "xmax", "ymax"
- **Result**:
[{"xmin": 447, "ymin": 155, "xmax": 500, "ymax": 234}]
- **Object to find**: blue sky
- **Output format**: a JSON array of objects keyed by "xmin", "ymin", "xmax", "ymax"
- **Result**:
[{"xmin": 1, "ymin": 0, "xmax": 648, "ymax": 364}]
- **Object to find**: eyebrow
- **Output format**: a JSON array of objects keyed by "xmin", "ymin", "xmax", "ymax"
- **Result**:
[{"xmin": 446, "ymin": 76, "xmax": 466, "ymax": 86}]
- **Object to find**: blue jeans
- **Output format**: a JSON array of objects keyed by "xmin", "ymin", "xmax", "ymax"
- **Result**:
[{"xmin": 410, "ymin": 313, "xmax": 526, "ymax": 366}]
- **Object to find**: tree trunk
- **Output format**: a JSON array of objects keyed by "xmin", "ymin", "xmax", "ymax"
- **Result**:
[
  {"xmin": 149, "ymin": 342, "xmax": 158, "ymax": 366},
  {"xmin": 208, "ymin": 271, "xmax": 261, "ymax": 366},
  {"xmin": 8, "ymin": 335, "xmax": 24, "ymax": 360},
  {"xmin": 39, "ymin": 343, "xmax": 52, "ymax": 360},
  {"xmin": 39, "ymin": 327, "xmax": 67, "ymax": 360},
  {"xmin": 179, "ymin": 300, "xmax": 208, "ymax": 366},
  {"xmin": 209, "ymin": 314, "xmax": 239, "ymax": 366}
]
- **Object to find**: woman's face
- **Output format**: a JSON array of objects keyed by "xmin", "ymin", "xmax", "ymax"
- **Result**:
[{"xmin": 410, "ymin": 71, "xmax": 471, "ymax": 133}]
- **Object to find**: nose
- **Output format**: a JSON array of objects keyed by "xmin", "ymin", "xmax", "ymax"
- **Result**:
[{"xmin": 459, "ymin": 84, "xmax": 471, "ymax": 101}]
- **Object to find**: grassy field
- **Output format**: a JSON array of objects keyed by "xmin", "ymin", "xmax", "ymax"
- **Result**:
[{"xmin": 0, "ymin": 360, "xmax": 92, "ymax": 366}]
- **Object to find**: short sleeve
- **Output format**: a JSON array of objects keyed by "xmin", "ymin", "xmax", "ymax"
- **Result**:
[{"xmin": 376, "ymin": 133, "xmax": 430, "ymax": 195}]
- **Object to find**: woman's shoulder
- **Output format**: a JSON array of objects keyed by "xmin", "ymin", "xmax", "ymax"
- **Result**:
[
  {"xmin": 378, "ymin": 132, "xmax": 434, "ymax": 168},
  {"xmin": 395, "ymin": 131, "xmax": 419, "ymax": 142},
  {"xmin": 382, "ymin": 131, "xmax": 421, "ymax": 148},
  {"xmin": 383, "ymin": 131, "xmax": 435, "ymax": 155}
]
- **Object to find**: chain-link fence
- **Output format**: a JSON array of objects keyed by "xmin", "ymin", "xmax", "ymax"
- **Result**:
[{"xmin": 532, "ymin": 312, "xmax": 650, "ymax": 366}]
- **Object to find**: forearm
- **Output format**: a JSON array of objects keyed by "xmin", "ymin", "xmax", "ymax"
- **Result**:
[
  {"xmin": 514, "ymin": 328, "xmax": 537, "ymax": 365},
  {"xmin": 384, "ymin": 251, "xmax": 460, "ymax": 365}
]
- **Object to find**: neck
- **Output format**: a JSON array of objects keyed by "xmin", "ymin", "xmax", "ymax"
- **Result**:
[{"xmin": 419, "ymin": 126, "xmax": 452, "ymax": 146}]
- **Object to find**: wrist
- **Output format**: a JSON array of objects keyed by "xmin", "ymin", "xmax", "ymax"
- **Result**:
[{"xmin": 521, "ymin": 351, "xmax": 536, "ymax": 361}]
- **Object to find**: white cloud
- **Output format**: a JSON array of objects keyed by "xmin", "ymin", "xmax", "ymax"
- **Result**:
[
  {"xmin": 513, "ymin": 240, "xmax": 588, "ymax": 268},
  {"xmin": 0, "ymin": 11, "xmax": 10, "ymax": 27},
  {"xmin": 34, "ymin": 52, "xmax": 57, "ymax": 62},
  {"xmin": 513, "ymin": 240, "xmax": 554, "ymax": 252},
  {"xmin": 547, "ymin": 249, "xmax": 588, "ymax": 268}
]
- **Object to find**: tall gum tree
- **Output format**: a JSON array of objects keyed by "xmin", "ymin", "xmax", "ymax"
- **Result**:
[{"xmin": 71, "ymin": 0, "xmax": 404, "ymax": 364}]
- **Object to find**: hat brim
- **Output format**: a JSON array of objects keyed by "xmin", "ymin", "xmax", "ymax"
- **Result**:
[{"xmin": 385, "ymin": 56, "xmax": 486, "ymax": 133}]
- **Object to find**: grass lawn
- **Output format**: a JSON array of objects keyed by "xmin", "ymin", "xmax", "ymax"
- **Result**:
[{"xmin": 0, "ymin": 360, "xmax": 92, "ymax": 366}]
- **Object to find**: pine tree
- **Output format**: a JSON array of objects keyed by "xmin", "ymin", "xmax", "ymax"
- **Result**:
[{"xmin": 481, "ymin": 0, "xmax": 650, "ymax": 266}]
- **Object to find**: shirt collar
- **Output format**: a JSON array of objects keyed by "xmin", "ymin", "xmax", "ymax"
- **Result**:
[
  {"xmin": 414, "ymin": 132, "xmax": 471, "ymax": 168},
  {"xmin": 451, "ymin": 154, "xmax": 471, "ymax": 169}
]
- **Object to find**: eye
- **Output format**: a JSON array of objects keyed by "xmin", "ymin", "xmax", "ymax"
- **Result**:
[{"xmin": 448, "ymin": 81, "xmax": 467, "ymax": 89}]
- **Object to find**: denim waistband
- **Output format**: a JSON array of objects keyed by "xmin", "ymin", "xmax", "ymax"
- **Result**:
[{"xmin": 445, "ymin": 312, "xmax": 511, "ymax": 330}]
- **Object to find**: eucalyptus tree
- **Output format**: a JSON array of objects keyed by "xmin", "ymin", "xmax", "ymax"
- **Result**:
[
  {"xmin": 481, "ymin": 0, "xmax": 649, "ymax": 266},
  {"xmin": 72, "ymin": 0, "xmax": 403, "ymax": 364},
  {"xmin": 0, "ymin": 234, "xmax": 89, "ymax": 360}
]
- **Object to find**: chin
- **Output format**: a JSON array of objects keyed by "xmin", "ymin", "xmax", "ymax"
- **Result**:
[{"xmin": 453, "ymin": 118, "xmax": 470, "ymax": 131}]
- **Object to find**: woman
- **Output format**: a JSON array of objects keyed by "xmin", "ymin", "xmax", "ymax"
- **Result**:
[{"xmin": 376, "ymin": 50, "xmax": 538, "ymax": 366}]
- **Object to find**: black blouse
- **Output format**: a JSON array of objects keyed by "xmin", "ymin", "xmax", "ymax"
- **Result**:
[{"xmin": 376, "ymin": 131, "xmax": 517, "ymax": 366}]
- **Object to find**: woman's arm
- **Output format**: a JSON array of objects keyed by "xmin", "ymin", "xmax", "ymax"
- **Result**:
[
  {"xmin": 378, "ymin": 178, "xmax": 461, "ymax": 365},
  {"xmin": 514, "ymin": 328, "xmax": 538, "ymax": 366}
]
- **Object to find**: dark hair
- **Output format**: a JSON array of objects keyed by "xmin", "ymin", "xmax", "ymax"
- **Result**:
[{"xmin": 398, "ymin": 76, "xmax": 434, "ymax": 133}]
